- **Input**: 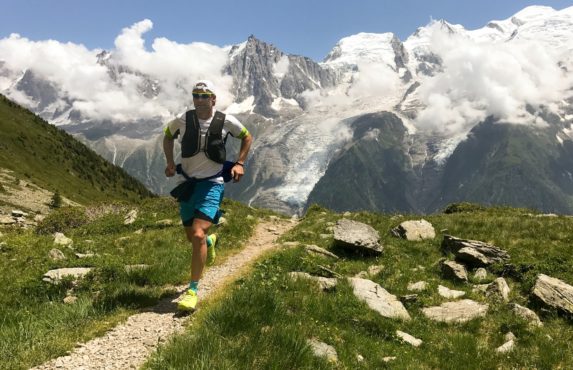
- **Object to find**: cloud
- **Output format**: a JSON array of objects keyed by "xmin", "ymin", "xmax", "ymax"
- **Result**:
[
  {"xmin": 414, "ymin": 23, "xmax": 573, "ymax": 135},
  {"xmin": 0, "ymin": 20, "xmax": 233, "ymax": 122}
]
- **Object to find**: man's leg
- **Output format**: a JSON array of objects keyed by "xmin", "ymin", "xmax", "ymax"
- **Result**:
[{"xmin": 185, "ymin": 217, "xmax": 213, "ymax": 283}]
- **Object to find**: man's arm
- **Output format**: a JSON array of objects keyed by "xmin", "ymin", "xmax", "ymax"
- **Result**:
[
  {"xmin": 231, "ymin": 134, "xmax": 253, "ymax": 182},
  {"xmin": 163, "ymin": 135, "xmax": 176, "ymax": 177}
]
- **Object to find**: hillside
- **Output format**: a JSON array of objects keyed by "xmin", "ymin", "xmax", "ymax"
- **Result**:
[{"xmin": 0, "ymin": 94, "xmax": 153, "ymax": 207}]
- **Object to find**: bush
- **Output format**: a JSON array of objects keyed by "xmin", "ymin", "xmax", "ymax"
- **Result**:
[
  {"xmin": 36, "ymin": 206, "xmax": 88, "ymax": 234},
  {"xmin": 442, "ymin": 202, "xmax": 486, "ymax": 214},
  {"xmin": 50, "ymin": 190, "xmax": 63, "ymax": 208}
]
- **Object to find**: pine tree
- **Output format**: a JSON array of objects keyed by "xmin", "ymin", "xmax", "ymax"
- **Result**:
[{"xmin": 50, "ymin": 190, "xmax": 62, "ymax": 209}]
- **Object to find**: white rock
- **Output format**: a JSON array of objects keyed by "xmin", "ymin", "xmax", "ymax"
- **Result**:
[
  {"xmin": 43, "ymin": 267, "xmax": 93, "ymax": 284},
  {"xmin": 438, "ymin": 285, "xmax": 466, "ymax": 299},
  {"xmin": 496, "ymin": 340, "xmax": 515, "ymax": 353},
  {"xmin": 407, "ymin": 281, "xmax": 428, "ymax": 292},
  {"xmin": 123, "ymin": 209, "xmax": 138, "ymax": 225},
  {"xmin": 422, "ymin": 300, "xmax": 488, "ymax": 323},
  {"xmin": 510, "ymin": 303, "xmax": 543, "ymax": 327},
  {"xmin": 54, "ymin": 232, "xmax": 73, "ymax": 246},
  {"xmin": 348, "ymin": 278, "xmax": 410, "ymax": 320},
  {"xmin": 396, "ymin": 330, "xmax": 423, "ymax": 347},
  {"xmin": 474, "ymin": 268, "xmax": 488, "ymax": 280},
  {"xmin": 307, "ymin": 338, "xmax": 338, "ymax": 363},
  {"xmin": 49, "ymin": 248, "xmax": 66, "ymax": 261}
]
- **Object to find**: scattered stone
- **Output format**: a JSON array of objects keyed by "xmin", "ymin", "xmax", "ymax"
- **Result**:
[
  {"xmin": 367, "ymin": 265, "xmax": 383, "ymax": 276},
  {"xmin": 43, "ymin": 267, "xmax": 93, "ymax": 285},
  {"xmin": 325, "ymin": 226, "xmax": 335, "ymax": 232},
  {"xmin": 0, "ymin": 215, "xmax": 16, "ymax": 225},
  {"xmin": 156, "ymin": 219, "xmax": 173, "ymax": 226},
  {"xmin": 441, "ymin": 260, "xmax": 468, "ymax": 282},
  {"xmin": 49, "ymin": 248, "xmax": 66, "ymax": 261},
  {"xmin": 305, "ymin": 245, "xmax": 339, "ymax": 259},
  {"xmin": 134, "ymin": 228, "xmax": 144, "ymax": 234},
  {"xmin": 317, "ymin": 265, "xmax": 343, "ymax": 278},
  {"xmin": 531, "ymin": 274, "xmax": 573, "ymax": 315},
  {"xmin": 408, "ymin": 281, "xmax": 428, "ymax": 292},
  {"xmin": 334, "ymin": 219, "xmax": 383, "ymax": 255},
  {"xmin": 391, "ymin": 219, "xmax": 435, "ymax": 241},
  {"xmin": 63, "ymin": 296, "xmax": 78, "ymax": 304},
  {"xmin": 486, "ymin": 278, "xmax": 510, "ymax": 302},
  {"xmin": 422, "ymin": 300, "xmax": 489, "ymax": 323},
  {"xmin": 383, "ymin": 356, "xmax": 397, "ymax": 363},
  {"xmin": 307, "ymin": 338, "xmax": 338, "ymax": 363},
  {"xmin": 438, "ymin": 285, "xmax": 466, "ymax": 299},
  {"xmin": 396, "ymin": 330, "xmax": 422, "ymax": 347},
  {"xmin": 125, "ymin": 264, "xmax": 151, "ymax": 273},
  {"xmin": 348, "ymin": 278, "xmax": 410, "ymax": 320},
  {"xmin": 124, "ymin": 209, "xmax": 138, "ymax": 225},
  {"xmin": 496, "ymin": 339, "xmax": 515, "ymax": 353},
  {"xmin": 442, "ymin": 235, "xmax": 510, "ymax": 267},
  {"xmin": 509, "ymin": 303, "xmax": 543, "ymax": 327},
  {"xmin": 34, "ymin": 214, "xmax": 45, "ymax": 222},
  {"xmin": 217, "ymin": 217, "xmax": 227, "ymax": 225},
  {"xmin": 54, "ymin": 232, "xmax": 73, "ymax": 246},
  {"xmin": 319, "ymin": 234, "xmax": 331, "ymax": 239},
  {"xmin": 505, "ymin": 332, "xmax": 516, "ymax": 342},
  {"xmin": 75, "ymin": 252, "xmax": 96, "ymax": 259},
  {"xmin": 472, "ymin": 284, "xmax": 491, "ymax": 294},
  {"xmin": 266, "ymin": 226, "xmax": 278, "ymax": 232},
  {"xmin": 400, "ymin": 294, "xmax": 418, "ymax": 303},
  {"xmin": 11, "ymin": 209, "xmax": 27, "ymax": 217},
  {"xmin": 288, "ymin": 272, "xmax": 338, "ymax": 291},
  {"xmin": 356, "ymin": 354, "xmax": 364, "ymax": 362},
  {"xmin": 474, "ymin": 268, "xmax": 488, "ymax": 281}
]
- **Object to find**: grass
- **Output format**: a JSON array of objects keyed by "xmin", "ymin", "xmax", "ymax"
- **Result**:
[
  {"xmin": 145, "ymin": 204, "xmax": 573, "ymax": 369},
  {"xmin": 0, "ymin": 197, "xmax": 275, "ymax": 370}
]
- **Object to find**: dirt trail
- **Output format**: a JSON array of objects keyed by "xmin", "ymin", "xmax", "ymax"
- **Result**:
[{"xmin": 32, "ymin": 218, "xmax": 297, "ymax": 370}]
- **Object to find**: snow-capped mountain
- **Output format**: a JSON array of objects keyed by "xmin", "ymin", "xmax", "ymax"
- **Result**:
[{"xmin": 2, "ymin": 5, "xmax": 573, "ymax": 214}]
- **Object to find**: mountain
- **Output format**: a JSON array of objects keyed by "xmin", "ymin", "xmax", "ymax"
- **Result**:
[
  {"xmin": 0, "ymin": 94, "xmax": 153, "ymax": 206},
  {"xmin": 1, "ymin": 5, "xmax": 573, "ymax": 215}
]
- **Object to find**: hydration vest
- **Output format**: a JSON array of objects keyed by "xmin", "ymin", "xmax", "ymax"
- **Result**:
[{"xmin": 181, "ymin": 109, "xmax": 227, "ymax": 164}]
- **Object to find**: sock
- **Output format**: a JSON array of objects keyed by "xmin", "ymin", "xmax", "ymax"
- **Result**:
[
  {"xmin": 206, "ymin": 235, "xmax": 212, "ymax": 248},
  {"xmin": 189, "ymin": 280, "xmax": 199, "ymax": 293}
]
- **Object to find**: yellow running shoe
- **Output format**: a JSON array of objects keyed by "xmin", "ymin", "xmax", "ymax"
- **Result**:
[
  {"xmin": 207, "ymin": 234, "xmax": 217, "ymax": 266},
  {"xmin": 177, "ymin": 289, "xmax": 198, "ymax": 311}
]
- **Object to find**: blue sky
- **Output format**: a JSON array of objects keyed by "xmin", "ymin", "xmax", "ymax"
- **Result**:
[{"xmin": 1, "ymin": 0, "xmax": 571, "ymax": 61}]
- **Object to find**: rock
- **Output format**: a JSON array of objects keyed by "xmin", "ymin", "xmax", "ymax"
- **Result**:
[
  {"xmin": 11, "ymin": 209, "xmax": 27, "ymax": 217},
  {"xmin": 391, "ymin": 219, "xmax": 435, "ymax": 241},
  {"xmin": 422, "ymin": 300, "xmax": 488, "ymax": 323},
  {"xmin": 505, "ymin": 332, "xmax": 516, "ymax": 341},
  {"xmin": 383, "ymin": 356, "xmax": 397, "ymax": 362},
  {"xmin": 156, "ymin": 219, "xmax": 173, "ymax": 226},
  {"xmin": 319, "ymin": 234, "xmax": 331, "ymax": 239},
  {"xmin": 0, "ymin": 215, "xmax": 16, "ymax": 225},
  {"xmin": 75, "ymin": 252, "xmax": 96, "ymax": 259},
  {"xmin": 246, "ymin": 215, "xmax": 255, "ymax": 220},
  {"xmin": 288, "ymin": 272, "xmax": 338, "ymax": 291},
  {"xmin": 354, "ymin": 271, "xmax": 369, "ymax": 278},
  {"xmin": 49, "ymin": 248, "xmax": 66, "ymax": 261},
  {"xmin": 43, "ymin": 267, "xmax": 93, "ymax": 284},
  {"xmin": 509, "ymin": 303, "xmax": 543, "ymax": 327},
  {"xmin": 217, "ymin": 217, "xmax": 227, "ymax": 225},
  {"xmin": 305, "ymin": 245, "xmax": 339, "ymax": 259},
  {"xmin": 407, "ymin": 281, "xmax": 428, "ymax": 292},
  {"xmin": 63, "ymin": 295, "xmax": 78, "ymax": 304},
  {"xmin": 472, "ymin": 284, "xmax": 491, "ymax": 294},
  {"xmin": 123, "ymin": 209, "xmax": 138, "ymax": 225},
  {"xmin": 343, "ymin": 212, "xmax": 352, "ymax": 217},
  {"xmin": 441, "ymin": 260, "xmax": 468, "ymax": 282},
  {"xmin": 396, "ymin": 330, "xmax": 422, "ymax": 347},
  {"xmin": 486, "ymin": 278, "xmax": 510, "ymax": 302},
  {"xmin": 442, "ymin": 235, "xmax": 510, "ymax": 267},
  {"xmin": 531, "ymin": 274, "xmax": 573, "ymax": 315},
  {"xmin": 334, "ymin": 219, "xmax": 383, "ymax": 255},
  {"xmin": 282, "ymin": 241, "xmax": 300, "ymax": 248},
  {"xmin": 307, "ymin": 338, "xmax": 338, "ymax": 363},
  {"xmin": 474, "ymin": 268, "xmax": 488, "ymax": 281},
  {"xmin": 34, "ymin": 214, "xmax": 45, "ymax": 222},
  {"xmin": 438, "ymin": 285, "xmax": 466, "ymax": 299},
  {"xmin": 125, "ymin": 264, "xmax": 151, "ymax": 272},
  {"xmin": 400, "ymin": 294, "xmax": 418, "ymax": 303},
  {"xmin": 267, "ymin": 226, "xmax": 278, "ymax": 232},
  {"xmin": 54, "ymin": 232, "xmax": 73, "ymax": 246},
  {"xmin": 496, "ymin": 340, "xmax": 515, "ymax": 353},
  {"xmin": 348, "ymin": 278, "xmax": 410, "ymax": 320},
  {"xmin": 367, "ymin": 265, "xmax": 383, "ymax": 276},
  {"xmin": 134, "ymin": 228, "xmax": 144, "ymax": 234},
  {"xmin": 356, "ymin": 354, "xmax": 364, "ymax": 362}
]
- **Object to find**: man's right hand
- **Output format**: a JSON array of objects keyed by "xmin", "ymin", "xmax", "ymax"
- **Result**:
[{"xmin": 165, "ymin": 162, "xmax": 176, "ymax": 177}]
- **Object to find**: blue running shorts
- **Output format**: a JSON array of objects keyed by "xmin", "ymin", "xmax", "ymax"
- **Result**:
[{"xmin": 178, "ymin": 181, "xmax": 224, "ymax": 226}]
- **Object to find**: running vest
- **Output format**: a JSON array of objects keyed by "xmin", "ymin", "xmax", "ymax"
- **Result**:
[{"xmin": 181, "ymin": 110, "xmax": 227, "ymax": 164}]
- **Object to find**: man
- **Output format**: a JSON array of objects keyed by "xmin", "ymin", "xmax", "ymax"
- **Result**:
[{"xmin": 163, "ymin": 80, "xmax": 252, "ymax": 311}]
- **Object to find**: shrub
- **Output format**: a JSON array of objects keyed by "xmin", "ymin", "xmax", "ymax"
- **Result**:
[
  {"xmin": 49, "ymin": 190, "xmax": 63, "ymax": 209},
  {"xmin": 442, "ymin": 202, "xmax": 486, "ymax": 214},
  {"xmin": 36, "ymin": 206, "xmax": 88, "ymax": 234}
]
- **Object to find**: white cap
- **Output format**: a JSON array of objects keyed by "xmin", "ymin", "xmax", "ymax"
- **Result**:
[{"xmin": 193, "ymin": 80, "xmax": 216, "ymax": 95}]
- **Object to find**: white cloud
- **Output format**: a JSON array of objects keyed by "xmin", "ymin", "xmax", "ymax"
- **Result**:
[
  {"xmin": 0, "ymin": 20, "xmax": 233, "ymax": 122},
  {"xmin": 414, "ymin": 24, "xmax": 573, "ymax": 135}
]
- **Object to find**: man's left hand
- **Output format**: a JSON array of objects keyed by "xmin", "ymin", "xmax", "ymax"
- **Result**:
[{"xmin": 231, "ymin": 164, "xmax": 244, "ymax": 182}]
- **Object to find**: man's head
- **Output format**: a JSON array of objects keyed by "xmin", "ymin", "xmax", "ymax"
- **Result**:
[{"xmin": 192, "ymin": 80, "xmax": 216, "ymax": 116}]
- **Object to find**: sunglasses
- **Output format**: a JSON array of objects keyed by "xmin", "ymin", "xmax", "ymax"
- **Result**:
[{"xmin": 192, "ymin": 92, "xmax": 214, "ymax": 99}]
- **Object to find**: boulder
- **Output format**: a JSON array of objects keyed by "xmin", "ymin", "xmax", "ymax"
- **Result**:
[
  {"xmin": 438, "ymin": 285, "xmax": 465, "ymax": 299},
  {"xmin": 396, "ymin": 330, "xmax": 422, "ymax": 347},
  {"xmin": 43, "ymin": 267, "xmax": 93, "ymax": 284},
  {"xmin": 288, "ymin": 272, "xmax": 338, "ymax": 291},
  {"xmin": 474, "ymin": 268, "xmax": 488, "ymax": 281},
  {"xmin": 123, "ymin": 209, "xmax": 138, "ymax": 225},
  {"xmin": 334, "ymin": 219, "xmax": 383, "ymax": 255},
  {"xmin": 441, "ymin": 260, "xmax": 468, "ymax": 282},
  {"xmin": 54, "ymin": 232, "xmax": 73, "ymax": 246},
  {"xmin": 391, "ymin": 219, "xmax": 435, "ymax": 241},
  {"xmin": 422, "ymin": 299, "xmax": 488, "ymax": 323},
  {"xmin": 407, "ymin": 281, "xmax": 428, "ymax": 292},
  {"xmin": 348, "ymin": 278, "xmax": 410, "ymax": 320},
  {"xmin": 486, "ymin": 278, "xmax": 510, "ymax": 302},
  {"xmin": 442, "ymin": 235, "xmax": 510, "ymax": 267},
  {"xmin": 509, "ymin": 303, "xmax": 543, "ymax": 327},
  {"xmin": 307, "ymin": 338, "xmax": 338, "ymax": 363},
  {"xmin": 531, "ymin": 274, "xmax": 573, "ymax": 315},
  {"xmin": 305, "ymin": 245, "xmax": 339, "ymax": 259},
  {"xmin": 49, "ymin": 248, "xmax": 66, "ymax": 261}
]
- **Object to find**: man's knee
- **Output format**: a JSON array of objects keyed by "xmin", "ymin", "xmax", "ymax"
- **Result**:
[{"xmin": 189, "ymin": 227, "xmax": 206, "ymax": 245}]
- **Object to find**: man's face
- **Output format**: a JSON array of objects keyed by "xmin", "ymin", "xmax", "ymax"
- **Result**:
[{"xmin": 192, "ymin": 88, "xmax": 215, "ymax": 113}]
